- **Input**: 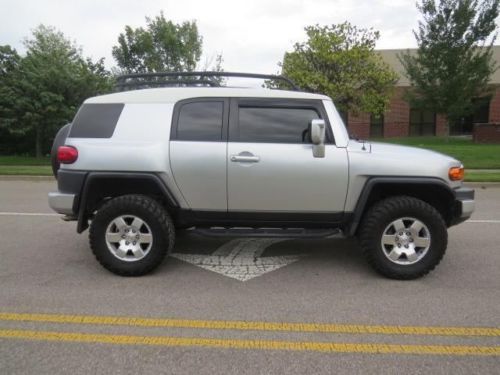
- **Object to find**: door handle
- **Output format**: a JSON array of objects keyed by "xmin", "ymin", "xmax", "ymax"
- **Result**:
[{"xmin": 230, "ymin": 153, "xmax": 260, "ymax": 163}]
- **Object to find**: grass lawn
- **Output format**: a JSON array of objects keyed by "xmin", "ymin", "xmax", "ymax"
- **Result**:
[
  {"xmin": 0, "ymin": 165, "xmax": 52, "ymax": 176},
  {"xmin": 0, "ymin": 156, "xmax": 52, "ymax": 176},
  {"xmin": 465, "ymin": 170, "xmax": 500, "ymax": 182},
  {"xmin": 0, "ymin": 156, "xmax": 51, "ymax": 166},
  {"xmin": 1, "ymin": 139, "xmax": 499, "ymax": 181},
  {"xmin": 0, "ymin": 165, "xmax": 495, "ymax": 181},
  {"xmin": 375, "ymin": 136, "xmax": 500, "ymax": 169}
]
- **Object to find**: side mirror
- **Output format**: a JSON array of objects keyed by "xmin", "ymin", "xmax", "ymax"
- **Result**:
[{"xmin": 310, "ymin": 119, "xmax": 326, "ymax": 158}]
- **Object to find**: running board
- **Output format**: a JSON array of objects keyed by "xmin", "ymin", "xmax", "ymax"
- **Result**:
[{"xmin": 189, "ymin": 227, "xmax": 342, "ymax": 238}]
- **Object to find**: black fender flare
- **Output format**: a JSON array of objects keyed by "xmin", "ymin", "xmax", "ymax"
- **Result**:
[
  {"xmin": 77, "ymin": 172, "xmax": 179, "ymax": 233},
  {"xmin": 347, "ymin": 177, "xmax": 455, "ymax": 236}
]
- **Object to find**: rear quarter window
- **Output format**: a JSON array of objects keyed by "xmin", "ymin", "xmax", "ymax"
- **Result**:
[{"xmin": 68, "ymin": 103, "xmax": 124, "ymax": 138}]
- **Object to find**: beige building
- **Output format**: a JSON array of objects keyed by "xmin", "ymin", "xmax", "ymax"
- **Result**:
[{"xmin": 347, "ymin": 46, "xmax": 500, "ymax": 138}]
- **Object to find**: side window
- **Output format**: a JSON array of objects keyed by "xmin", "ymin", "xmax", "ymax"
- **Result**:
[
  {"xmin": 238, "ymin": 106, "xmax": 320, "ymax": 143},
  {"xmin": 176, "ymin": 101, "xmax": 223, "ymax": 141},
  {"xmin": 69, "ymin": 103, "xmax": 124, "ymax": 138}
]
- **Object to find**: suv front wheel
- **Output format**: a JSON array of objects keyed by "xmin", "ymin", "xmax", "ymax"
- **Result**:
[
  {"xmin": 359, "ymin": 196, "xmax": 447, "ymax": 280},
  {"xmin": 89, "ymin": 195, "xmax": 175, "ymax": 276}
]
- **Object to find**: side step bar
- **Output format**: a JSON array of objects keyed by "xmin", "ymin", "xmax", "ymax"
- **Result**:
[{"xmin": 188, "ymin": 227, "xmax": 342, "ymax": 238}]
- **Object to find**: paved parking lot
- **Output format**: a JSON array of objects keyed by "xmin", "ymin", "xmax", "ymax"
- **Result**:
[{"xmin": 0, "ymin": 178, "xmax": 499, "ymax": 374}]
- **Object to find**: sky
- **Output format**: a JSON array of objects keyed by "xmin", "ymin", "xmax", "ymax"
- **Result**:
[{"xmin": 0, "ymin": 0, "xmax": 495, "ymax": 77}]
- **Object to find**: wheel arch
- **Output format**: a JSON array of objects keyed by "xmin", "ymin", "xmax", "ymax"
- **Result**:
[
  {"xmin": 347, "ymin": 177, "xmax": 456, "ymax": 236},
  {"xmin": 77, "ymin": 172, "xmax": 179, "ymax": 233}
]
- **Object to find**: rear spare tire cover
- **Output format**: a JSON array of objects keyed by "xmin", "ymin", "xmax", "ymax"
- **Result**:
[{"xmin": 51, "ymin": 123, "xmax": 71, "ymax": 177}]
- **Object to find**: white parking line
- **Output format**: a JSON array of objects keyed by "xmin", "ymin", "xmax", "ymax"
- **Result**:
[
  {"xmin": 0, "ymin": 212, "xmax": 60, "ymax": 217},
  {"xmin": 467, "ymin": 220, "xmax": 500, "ymax": 223}
]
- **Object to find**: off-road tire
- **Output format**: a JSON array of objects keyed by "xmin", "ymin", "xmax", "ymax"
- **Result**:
[
  {"xmin": 359, "ymin": 196, "xmax": 447, "ymax": 280},
  {"xmin": 89, "ymin": 194, "xmax": 175, "ymax": 276}
]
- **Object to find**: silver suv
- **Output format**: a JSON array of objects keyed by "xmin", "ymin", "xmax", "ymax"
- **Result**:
[{"xmin": 48, "ymin": 72, "xmax": 475, "ymax": 279}]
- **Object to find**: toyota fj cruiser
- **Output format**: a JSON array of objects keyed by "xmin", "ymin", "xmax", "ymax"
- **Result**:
[{"xmin": 48, "ymin": 72, "xmax": 475, "ymax": 279}]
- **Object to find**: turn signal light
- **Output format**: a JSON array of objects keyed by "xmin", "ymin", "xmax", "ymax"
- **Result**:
[
  {"xmin": 449, "ymin": 166, "xmax": 464, "ymax": 181},
  {"xmin": 57, "ymin": 146, "xmax": 78, "ymax": 164}
]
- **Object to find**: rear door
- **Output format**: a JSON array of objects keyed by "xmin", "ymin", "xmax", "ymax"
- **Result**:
[
  {"xmin": 169, "ymin": 98, "xmax": 229, "ymax": 210},
  {"xmin": 227, "ymin": 98, "xmax": 348, "ymax": 214}
]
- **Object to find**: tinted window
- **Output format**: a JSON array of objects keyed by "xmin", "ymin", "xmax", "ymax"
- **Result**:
[
  {"xmin": 238, "ymin": 107, "xmax": 320, "ymax": 143},
  {"xmin": 177, "ymin": 101, "xmax": 223, "ymax": 141},
  {"xmin": 69, "ymin": 103, "xmax": 124, "ymax": 138}
]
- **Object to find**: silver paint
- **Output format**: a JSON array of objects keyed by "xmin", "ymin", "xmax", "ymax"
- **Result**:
[
  {"xmin": 227, "ymin": 143, "xmax": 348, "ymax": 212},
  {"xmin": 169, "ymin": 141, "xmax": 227, "ymax": 210}
]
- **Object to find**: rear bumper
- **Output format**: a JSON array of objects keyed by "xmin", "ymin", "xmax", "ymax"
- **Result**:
[
  {"xmin": 450, "ymin": 187, "xmax": 475, "ymax": 225},
  {"xmin": 47, "ymin": 169, "xmax": 87, "ymax": 216},
  {"xmin": 48, "ymin": 192, "xmax": 75, "ymax": 215}
]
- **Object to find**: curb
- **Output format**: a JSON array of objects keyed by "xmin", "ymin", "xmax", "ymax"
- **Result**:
[{"xmin": 465, "ymin": 182, "xmax": 500, "ymax": 188}]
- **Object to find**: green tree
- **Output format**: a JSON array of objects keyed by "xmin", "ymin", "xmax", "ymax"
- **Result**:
[
  {"xmin": 0, "ymin": 25, "xmax": 112, "ymax": 157},
  {"xmin": 0, "ymin": 46, "xmax": 22, "ymax": 154},
  {"xmin": 399, "ymin": 0, "xmax": 499, "ymax": 135},
  {"xmin": 0, "ymin": 46, "xmax": 21, "ymax": 124},
  {"xmin": 198, "ymin": 53, "xmax": 225, "ymax": 85},
  {"xmin": 112, "ymin": 12, "xmax": 203, "ymax": 73},
  {"xmin": 0, "ymin": 45, "xmax": 20, "ymax": 76},
  {"xmin": 275, "ymin": 22, "xmax": 398, "ymax": 116}
]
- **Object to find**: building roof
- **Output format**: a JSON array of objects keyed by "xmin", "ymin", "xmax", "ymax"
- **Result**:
[
  {"xmin": 378, "ymin": 45, "xmax": 500, "ymax": 86},
  {"xmin": 86, "ymin": 87, "xmax": 330, "ymax": 104}
]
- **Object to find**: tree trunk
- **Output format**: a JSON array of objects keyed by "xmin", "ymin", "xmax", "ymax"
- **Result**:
[
  {"xmin": 35, "ymin": 126, "xmax": 42, "ymax": 158},
  {"xmin": 445, "ymin": 119, "xmax": 451, "ymax": 143}
]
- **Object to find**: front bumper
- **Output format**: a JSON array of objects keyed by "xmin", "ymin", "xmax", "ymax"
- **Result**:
[
  {"xmin": 48, "ymin": 192, "xmax": 75, "ymax": 215},
  {"xmin": 460, "ymin": 199, "xmax": 475, "ymax": 218},
  {"xmin": 451, "ymin": 187, "xmax": 475, "ymax": 225}
]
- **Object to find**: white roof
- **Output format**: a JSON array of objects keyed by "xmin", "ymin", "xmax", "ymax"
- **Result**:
[{"xmin": 85, "ymin": 87, "xmax": 330, "ymax": 104}]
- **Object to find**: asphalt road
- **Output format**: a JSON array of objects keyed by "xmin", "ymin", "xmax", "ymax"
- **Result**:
[{"xmin": 0, "ymin": 178, "xmax": 499, "ymax": 374}]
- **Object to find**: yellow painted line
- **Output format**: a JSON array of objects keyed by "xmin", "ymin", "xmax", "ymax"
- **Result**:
[
  {"xmin": 0, "ymin": 312, "xmax": 498, "ymax": 337},
  {"xmin": 0, "ymin": 329, "xmax": 498, "ymax": 356}
]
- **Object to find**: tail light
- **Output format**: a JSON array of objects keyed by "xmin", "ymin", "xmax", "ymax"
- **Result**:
[
  {"xmin": 449, "ymin": 166, "xmax": 464, "ymax": 181},
  {"xmin": 57, "ymin": 146, "xmax": 78, "ymax": 164}
]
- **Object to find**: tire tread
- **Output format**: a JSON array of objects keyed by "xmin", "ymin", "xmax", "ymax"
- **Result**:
[
  {"xmin": 359, "ymin": 195, "xmax": 447, "ymax": 280},
  {"xmin": 89, "ymin": 194, "xmax": 175, "ymax": 276}
]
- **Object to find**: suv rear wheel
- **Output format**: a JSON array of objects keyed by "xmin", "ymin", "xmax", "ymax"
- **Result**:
[
  {"xmin": 89, "ymin": 195, "xmax": 175, "ymax": 276},
  {"xmin": 359, "ymin": 196, "xmax": 447, "ymax": 280}
]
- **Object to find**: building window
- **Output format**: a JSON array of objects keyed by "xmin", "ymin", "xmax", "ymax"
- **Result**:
[
  {"xmin": 472, "ymin": 97, "xmax": 490, "ymax": 124},
  {"xmin": 410, "ymin": 109, "xmax": 435, "ymax": 136},
  {"xmin": 451, "ymin": 97, "xmax": 490, "ymax": 135},
  {"xmin": 370, "ymin": 114, "xmax": 384, "ymax": 138}
]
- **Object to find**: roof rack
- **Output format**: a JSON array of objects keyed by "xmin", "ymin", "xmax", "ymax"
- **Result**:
[{"xmin": 114, "ymin": 71, "xmax": 299, "ymax": 91}]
